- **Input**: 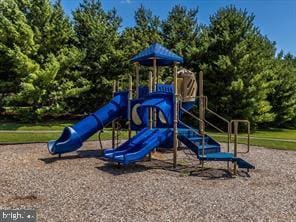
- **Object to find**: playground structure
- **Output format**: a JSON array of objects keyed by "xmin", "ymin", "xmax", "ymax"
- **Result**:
[{"xmin": 48, "ymin": 43, "xmax": 255, "ymax": 174}]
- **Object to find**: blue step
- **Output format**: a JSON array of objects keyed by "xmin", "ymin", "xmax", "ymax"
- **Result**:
[
  {"xmin": 178, "ymin": 131, "xmax": 255, "ymax": 170},
  {"xmin": 200, "ymin": 152, "xmax": 255, "ymax": 169},
  {"xmin": 200, "ymin": 152, "xmax": 234, "ymax": 161},
  {"xmin": 197, "ymin": 144, "xmax": 220, "ymax": 154},
  {"xmin": 237, "ymin": 159, "xmax": 255, "ymax": 169},
  {"xmin": 190, "ymin": 137, "xmax": 203, "ymax": 143},
  {"xmin": 178, "ymin": 128, "xmax": 196, "ymax": 138},
  {"xmin": 178, "ymin": 134, "xmax": 220, "ymax": 155},
  {"xmin": 192, "ymin": 145, "xmax": 220, "ymax": 155}
]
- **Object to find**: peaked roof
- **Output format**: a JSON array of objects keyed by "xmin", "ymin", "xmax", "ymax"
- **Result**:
[{"xmin": 131, "ymin": 43, "xmax": 183, "ymax": 66}]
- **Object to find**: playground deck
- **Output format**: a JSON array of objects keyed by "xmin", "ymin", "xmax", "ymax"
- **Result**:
[{"xmin": 0, "ymin": 141, "xmax": 295, "ymax": 221}]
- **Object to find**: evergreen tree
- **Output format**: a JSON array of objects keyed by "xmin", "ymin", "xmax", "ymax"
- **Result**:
[
  {"xmin": 0, "ymin": 0, "xmax": 36, "ymax": 111},
  {"xmin": 268, "ymin": 53, "xmax": 296, "ymax": 127},
  {"xmin": 120, "ymin": 5, "xmax": 164, "ymax": 85},
  {"xmin": 162, "ymin": 5, "xmax": 199, "ymax": 61},
  {"xmin": 120, "ymin": 5, "xmax": 163, "ymax": 60},
  {"xmin": 73, "ymin": 0, "xmax": 124, "ymax": 112},
  {"xmin": 190, "ymin": 6, "xmax": 276, "ymax": 126},
  {"xmin": 0, "ymin": 0, "xmax": 89, "ymax": 120}
]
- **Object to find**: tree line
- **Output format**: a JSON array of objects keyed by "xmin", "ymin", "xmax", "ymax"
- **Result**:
[{"xmin": 0, "ymin": 0, "xmax": 295, "ymax": 128}]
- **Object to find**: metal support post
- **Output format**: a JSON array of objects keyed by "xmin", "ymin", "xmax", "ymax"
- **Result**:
[
  {"xmin": 173, "ymin": 63, "xmax": 178, "ymax": 168},
  {"xmin": 135, "ymin": 62, "xmax": 139, "ymax": 98},
  {"xmin": 148, "ymin": 71, "xmax": 153, "ymax": 160},
  {"xmin": 112, "ymin": 81, "xmax": 117, "ymax": 148},
  {"xmin": 153, "ymin": 58, "xmax": 157, "ymax": 128},
  {"xmin": 199, "ymin": 71, "xmax": 205, "ymax": 170},
  {"xmin": 128, "ymin": 75, "xmax": 133, "ymax": 140},
  {"xmin": 233, "ymin": 121, "xmax": 238, "ymax": 175}
]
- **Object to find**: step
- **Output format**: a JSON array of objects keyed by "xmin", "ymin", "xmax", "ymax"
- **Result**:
[
  {"xmin": 197, "ymin": 144, "xmax": 220, "ymax": 155},
  {"xmin": 189, "ymin": 144, "xmax": 220, "ymax": 155},
  {"xmin": 200, "ymin": 152, "xmax": 234, "ymax": 161},
  {"xmin": 189, "ymin": 136, "xmax": 203, "ymax": 143},
  {"xmin": 237, "ymin": 159, "xmax": 255, "ymax": 169},
  {"xmin": 178, "ymin": 128, "xmax": 198, "ymax": 137},
  {"xmin": 200, "ymin": 152, "xmax": 255, "ymax": 169}
]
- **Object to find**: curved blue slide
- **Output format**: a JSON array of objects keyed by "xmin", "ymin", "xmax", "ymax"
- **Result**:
[{"xmin": 48, "ymin": 91, "xmax": 128, "ymax": 155}]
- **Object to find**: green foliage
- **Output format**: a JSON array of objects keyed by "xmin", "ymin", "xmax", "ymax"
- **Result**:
[
  {"xmin": 160, "ymin": 5, "xmax": 199, "ymax": 80},
  {"xmin": 0, "ymin": 0, "xmax": 89, "ymax": 121},
  {"xmin": 72, "ymin": 0, "xmax": 124, "ymax": 112},
  {"xmin": 0, "ymin": 1, "xmax": 295, "ymax": 129},
  {"xmin": 268, "ymin": 53, "xmax": 296, "ymax": 126},
  {"xmin": 121, "ymin": 5, "xmax": 163, "ymax": 56},
  {"xmin": 190, "ymin": 6, "xmax": 276, "ymax": 126},
  {"xmin": 120, "ymin": 5, "xmax": 163, "ymax": 82},
  {"xmin": 162, "ymin": 5, "xmax": 199, "ymax": 59},
  {"xmin": 0, "ymin": 0, "xmax": 36, "ymax": 110}
]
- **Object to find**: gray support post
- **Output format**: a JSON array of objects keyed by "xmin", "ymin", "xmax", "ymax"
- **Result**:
[
  {"xmin": 128, "ymin": 75, "xmax": 133, "ymax": 140},
  {"xmin": 173, "ymin": 63, "xmax": 178, "ymax": 168},
  {"xmin": 234, "ymin": 121, "xmax": 238, "ymax": 175},
  {"xmin": 135, "ymin": 62, "xmax": 139, "ymax": 98},
  {"xmin": 148, "ymin": 71, "xmax": 153, "ymax": 161},
  {"xmin": 199, "ymin": 71, "xmax": 205, "ymax": 169},
  {"xmin": 148, "ymin": 71, "xmax": 153, "ymax": 129},
  {"xmin": 112, "ymin": 80, "xmax": 116, "ymax": 149},
  {"xmin": 153, "ymin": 58, "xmax": 157, "ymax": 128},
  {"xmin": 199, "ymin": 71, "xmax": 205, "ymax": 134},
  {"xmin": 117, "ymin": 80, "xmax": 120, "ymax": 92}
]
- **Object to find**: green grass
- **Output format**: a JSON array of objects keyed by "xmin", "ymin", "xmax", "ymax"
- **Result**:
[
  {"xmin": 249, "ymin": 128, "xmax": 296, "ymax": 140},
  {"xmin": 0, "ymin": 130, "xmax": 133, "ymax": 143},
  {"xmin": 0, "ymin": 122, "xmax": 295, "ymax": 150},
  {"xmin": 209, "ymin": 134, "xmax": 296, "ymax": 151},
  {"xmin": 0, "ymin": 121, "xmax": 133, "ymax": 143},
  {"xmin": 0, "ymin": 121, "xmax": 74, "ymax": 131},
  {"xmin": 205, "ymin": 128, "xmax": 296, "ymax": 150}
]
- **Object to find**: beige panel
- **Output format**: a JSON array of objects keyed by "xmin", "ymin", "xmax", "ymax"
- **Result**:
[
  {"xmin": 177, "ymin": 69, "xmax": 197, "ymax": 102},
  {"xmin": 132, "ymin": 103, "xmax": 142, "ymax": 125}
]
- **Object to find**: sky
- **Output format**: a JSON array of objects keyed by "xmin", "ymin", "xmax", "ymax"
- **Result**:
[{"xmin": 61, "ymin": 0, "xmax": 296, "ymax": 55}]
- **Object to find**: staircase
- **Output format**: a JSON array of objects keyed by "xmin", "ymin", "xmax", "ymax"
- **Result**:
[
  {"xmin": 178, "ymin": 128, "xmax": 220, "ymax": 155},
  {"xmin": 178, "ymin": 128, "xmax": 255, "ymax": 170}
]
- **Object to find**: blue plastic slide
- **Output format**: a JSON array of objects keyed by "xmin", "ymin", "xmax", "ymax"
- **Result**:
[
  {"xmin": 48, "ymin": 91, "xmax": 128, "ymax": 155},
  {"xmin": 103, "ymin": 128, "xmax": 173, "ymax": 164}
]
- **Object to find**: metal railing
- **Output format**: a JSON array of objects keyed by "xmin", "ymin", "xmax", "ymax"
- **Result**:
[
  {"xmin": 177, "ymin": 118, "xmax": 206, "ymax": 158},
  {"xmin": 178, "ymin": 101, "xmax": 206, "ymax": 159},
  {"xmin": 192, "ymin": 97, "xmax": 231, "ymax": 153},
  {"xmin": 230, "ymin": 120, "xmax": 250, "ymax": 154},
  {"xmin": 179, "ymin": 95, "xmax": 251, "ymax": 174}
]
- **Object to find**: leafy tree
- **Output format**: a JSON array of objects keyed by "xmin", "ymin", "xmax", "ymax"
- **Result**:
[
  {"xmin": 0, "ymin": 0, "xmax": 89, "ymax": 120},
  {"xmin": 162, "ymin": 5, "xmax": 199, "ymax": 61},
  {"xmin": 190, "ymin": 6, "xmax": 276, "ymax": 126},
  {"xmin": 121, "ymin": 4, "xmax": 163, "ymax": 58},
  {"xmin": 0, "ymin": 0, "xmax": 36, "ymax": 111},
  {"xmin": 73, "ymin": 0, "xmax": 124, "ymax": 112},
  {"xmin": 120, "ymin": 5, "xmax": 165, "ymax": 85},
  {"xmin": 268, "ymin": 52, "xmax": 296, "ymax": 127}
]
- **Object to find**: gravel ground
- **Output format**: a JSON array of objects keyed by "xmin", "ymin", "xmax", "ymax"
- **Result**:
[{"xmin": 0, "ymin": 141, "xmax": 295, "ymax": 222}]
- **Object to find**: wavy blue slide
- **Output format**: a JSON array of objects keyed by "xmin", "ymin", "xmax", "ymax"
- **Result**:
[
  {"xmin": 48, "ymin": 91, "xmax": 128, "ymax": 155},
  {"xmin": 103, "ymin": 128, "xmax": 173, "ymax": 164}
]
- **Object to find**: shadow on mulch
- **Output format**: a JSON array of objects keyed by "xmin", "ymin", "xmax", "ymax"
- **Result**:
[
  {"xmin": 39, "ymin": 149, "xmax": 103, "ymax": 164},
  {"xmin": 39, "ymin": 150, "xmax": 251, "ymax": 179},
  {"xmin": 96, "ymin": 158, "xmax": 250, "ymax": 179},
  {"xmin": 96, "ymin": 163, "xmax": 149, "ymax": 175}
]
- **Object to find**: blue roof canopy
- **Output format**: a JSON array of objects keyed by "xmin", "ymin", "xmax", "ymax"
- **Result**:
[{"xmin": 131, "ymin": 43, "xmax": 183, "ymax": 66}]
